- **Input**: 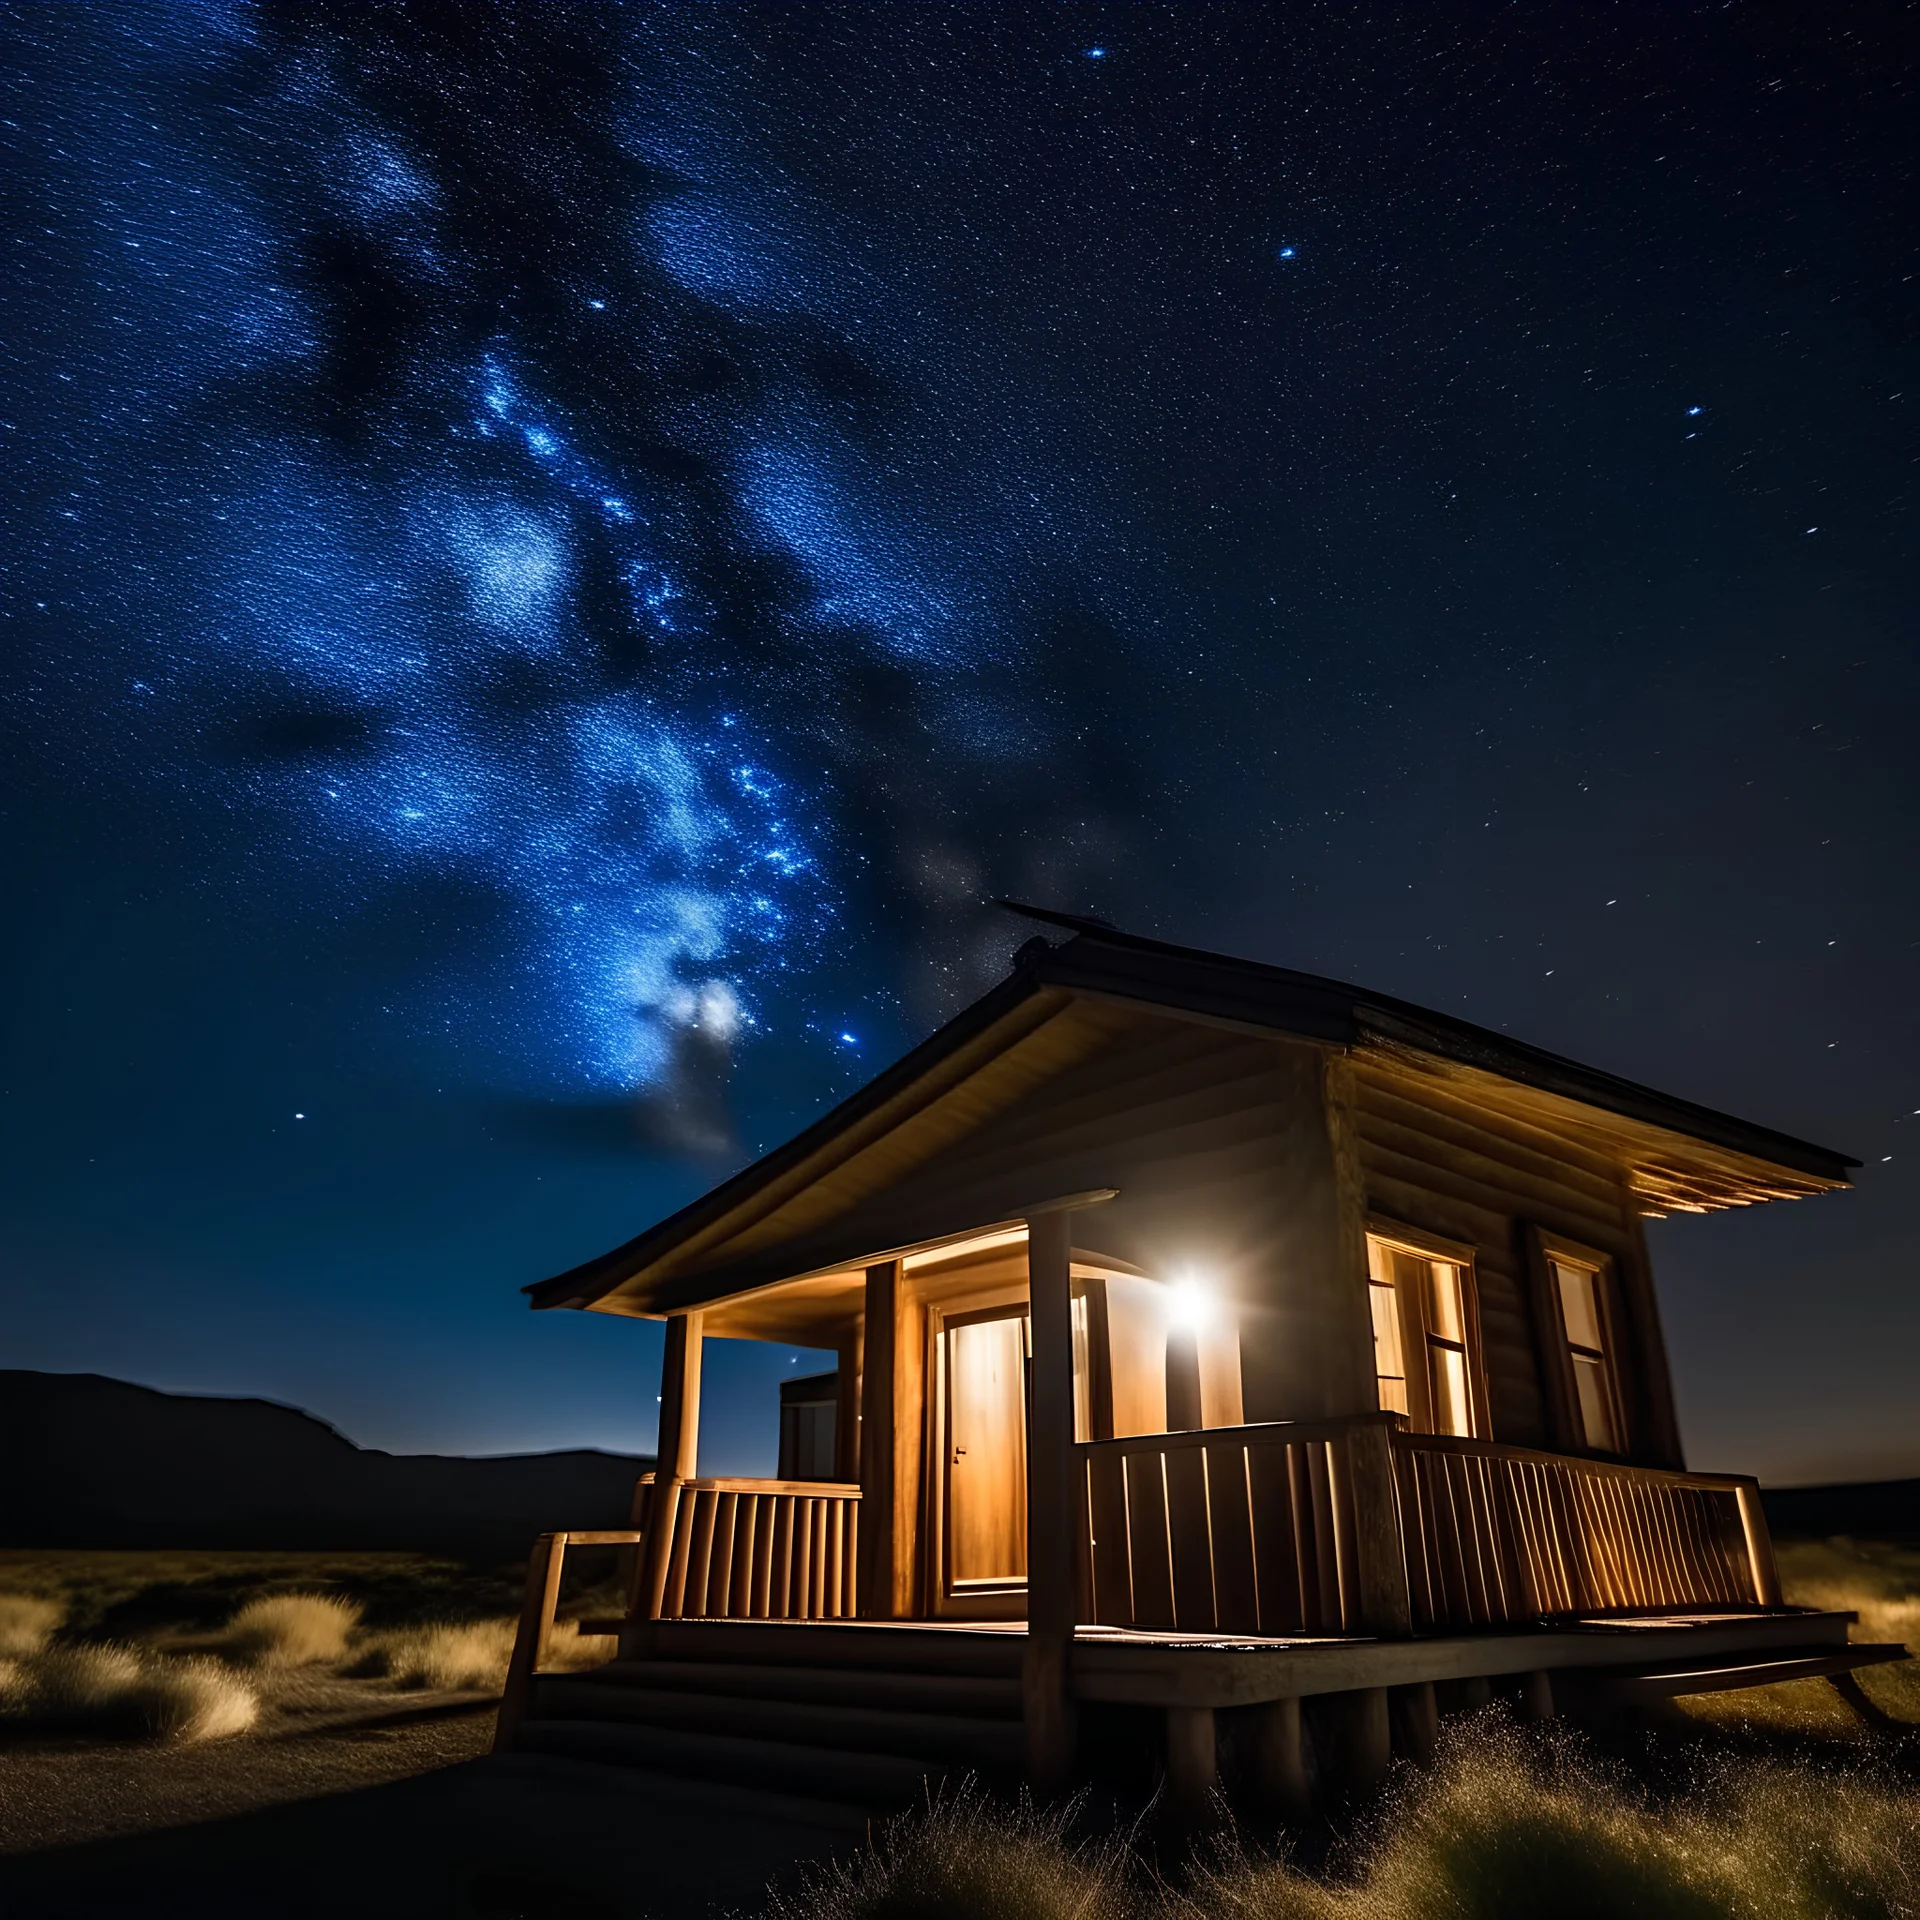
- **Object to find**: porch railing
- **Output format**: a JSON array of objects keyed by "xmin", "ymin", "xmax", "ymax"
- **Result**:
[
  {"xmin": 1392, "ymin": 1432, "xmax": 1776, "ymax": 1629},
  {"xmin": 1076, "ymin": 1415, "xmax": 1406, "ymax": 1636},
  {"xmin": 634, "ymin": 1474, "xmax": 861, "ymax": 1622},
  {"xmin": 1074, "ymin": 1416, "xmax": 1781, "ymax": 1639}
]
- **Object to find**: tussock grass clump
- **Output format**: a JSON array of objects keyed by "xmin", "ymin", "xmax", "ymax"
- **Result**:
[
  {"xmin": 351, "ymin": 1617, "xmax": 517, "ymax": 1691},
  {"xmin": 1184, "ymin": 1722, "xmax": 1920, "ymax": 1920},
  {"xmin": 348, "ymin": 1615, "xmax": 613, "ymax": 1692},
  {"xmin": 0, "ymin": 1643, "xmax": 257, "ymax": 1743},
  {"xmin": 214, "ymin": 1590, "xmax": 362, "ymax": 1668},
  {"xmin": 0, "ymin": 1594, "xmax": 63, "ymax": 1659},
  {"xmin": 782, "ymin": 1729, "xmax": 1920, "ymax": 1920},
  {"xmin": 772, "ymin": 1783, "xmax": 1133, "ymax": 1920}
]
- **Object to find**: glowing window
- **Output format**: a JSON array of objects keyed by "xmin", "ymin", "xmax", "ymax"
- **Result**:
[
  {"xmin": 1552, "ymin": 1257, "xmax": 1622, "ymax": 1454},
  {"xmin": 1365, "ymin": 1238, "xmax": 1409, "ymax": 1416},
  {"xmin": 1366, "ymin": 1232, "xmax": 1483, "ymax": 1438}
]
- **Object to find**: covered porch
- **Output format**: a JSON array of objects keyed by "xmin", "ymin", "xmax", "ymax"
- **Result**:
[{"xmin": 495, "ymin": 1198, "xmax": 1887, "ymax": 1803}]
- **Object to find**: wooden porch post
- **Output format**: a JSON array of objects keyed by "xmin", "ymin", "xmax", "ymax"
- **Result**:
[
  {"xmin": 1023, "ymin": 1208, "xmax": 1078, "ymax": 1791},
  {"xmin": 834, "ymin": 1322, "xmax": 864, "ymax": 1484},
  {"xmin": 858, "ymin": 1260, "xmax": 919, "ymax": 1618},
  {"xmin": 637, "ymin": 1310, "xmax": 703, "ymax": 1620}
]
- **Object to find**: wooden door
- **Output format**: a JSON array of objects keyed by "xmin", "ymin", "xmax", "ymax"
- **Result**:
[{"xmin": 942, "ymin": 1308, "xmax": 1028, "ymax": 1598}]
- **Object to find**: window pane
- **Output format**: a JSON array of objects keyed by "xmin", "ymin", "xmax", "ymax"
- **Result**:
[
  {"xmin": 1432, "ymin": 1344, "xmax": 1472, "ymax": 1437},
  {"xmin": 1369, "ymin": 1279, "xmax": 1406, "ymax": 1415},
  {"xmin": 1572, "ymin": 1353, "xmax": 1619, "ymax": 1453},
  {"xmin": 1429, "ymin": 1262, "xmax": 1465, "ymax": 1343},
  {"xmin": 1554, "ymin": 1261, "xmax": 1605, "ymax": 1353},
  {"xmin": 1070, "ymin": 1292, "xmax": 1092, "ymax": 1444}
]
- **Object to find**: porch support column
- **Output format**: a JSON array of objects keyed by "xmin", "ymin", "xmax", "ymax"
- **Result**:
[
  {"xmin": 1318, "ymin": 1686, "xmax": 1391, "ymax": 1797},
  {"xmin": 637, "ymin": 1309, "xmax": 703, "ymax": 1621},
  {"xmin": 1023, "ymin": 1208, "xmax": 1078, "ymax": 1791},
  {"xmin": 1250, "ymin": 1696, "xmax": 1310, "ymax": 1817},
  {"xmin": 1163, "ymin": 1706, "xmax": 1219, "ymax": 1822},
  {"xmin": 834, "ymin": 1322, "xmax": 864, "ymax": 1484},
  {"xmin": 857, "ymin": 1260, "xmax": 918, "ymax": 1618}
]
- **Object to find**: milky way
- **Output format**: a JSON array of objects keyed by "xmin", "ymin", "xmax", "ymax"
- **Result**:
[
  {"xmin": 7, "ymin": 3, "xmax": 1103, "ymax": 1106},
  {"xmin": 6, "ymin": 3, "xmax": 1916, "ymax": 1472}
]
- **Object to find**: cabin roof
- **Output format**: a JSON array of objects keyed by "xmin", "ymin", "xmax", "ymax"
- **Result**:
[{"xmin": 528, "ymin": 907, "xmax": 1857, "ymax": 1319}]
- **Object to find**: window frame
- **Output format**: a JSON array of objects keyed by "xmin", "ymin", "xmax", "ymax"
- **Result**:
[
  {"xmin": 1364, "ymin": 1217, "xmax": 1491, "ymax": 1439},
  {"xmin": 1525, "ymin": 1226, "xmax": 1631, "ymax": 1459}
]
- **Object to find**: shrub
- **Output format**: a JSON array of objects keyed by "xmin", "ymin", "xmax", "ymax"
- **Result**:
[
  {"xmin": 771, "ymin": 1782, "xmax": 1133, "ymax": 1920},
  {"xmin": 0, "ymin": 1643, "xmax": 257, "ymax": 1743},
  {"xmin": 0, "ymin": 1594, "xmax": 63, "ymax": 1659},
  {"xmin": 215, "ymin": 1591, "xmax": 362, "ymax": 1668},
  {"xmin": 348, "ymin": 1615, "xmax": 614, "ymax": 1692},
  {"xmin": 1183, "ymin": 1720, "xmax": 1920, "ymax": 1920}
]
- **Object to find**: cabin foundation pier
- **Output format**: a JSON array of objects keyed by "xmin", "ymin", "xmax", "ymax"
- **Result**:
[
  {"xmin": 1317, "ymin": 1687, "xmax": 1392, "ymax": 1796},
  {"xmin": 1437, "ymin": 1675, "xmax": 1493, "ymax": 1716},
  {"xmin": 1247, "ymin": 1696, "xmax": 1310, "ymax": 1818},
  {"xmin": 1163, "ymin": 1706, "xmax": 1220, "ymax": 1820},
  {"xmin": 1391, "ymin": 1680, "xmax": 1439, "ymax": 1762}
]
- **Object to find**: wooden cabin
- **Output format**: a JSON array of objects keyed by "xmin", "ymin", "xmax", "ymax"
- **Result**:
[{"xmin": 496, "ymin": 910, "xmax": 1900, "ymax": 1818}]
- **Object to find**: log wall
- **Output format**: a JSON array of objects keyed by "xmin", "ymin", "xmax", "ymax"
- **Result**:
[{"xmin": 1350, "ymin": 1056, "xmax": 1645, "ymax": 1452}]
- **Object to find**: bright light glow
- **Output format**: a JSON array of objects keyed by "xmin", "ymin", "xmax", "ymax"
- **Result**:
[{"xmin": 1166, "ymin": 1275, "xmax": 1215, "ymax": 1333}]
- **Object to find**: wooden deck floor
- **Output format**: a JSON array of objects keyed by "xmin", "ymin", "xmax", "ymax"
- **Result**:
[{"xmin": 610, "ymin": 1607, "xmax": 1884, "ymax": 1708}]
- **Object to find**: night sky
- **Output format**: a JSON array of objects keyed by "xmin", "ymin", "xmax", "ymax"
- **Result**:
[{"xmin": 3, "ymin": 4, "xmax": 1915, "ymax": 1485}]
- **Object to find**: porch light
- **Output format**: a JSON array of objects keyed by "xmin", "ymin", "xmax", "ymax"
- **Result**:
[{"xmin": 1166, "ymin": 1274, "xmax": 1215, "ymax": 1332}]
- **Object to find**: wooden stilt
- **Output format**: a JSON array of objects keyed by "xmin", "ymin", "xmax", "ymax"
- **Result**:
[
  {"xmin": 1391, "ymin": 1679, "xmax": 1439, "ymax": 1761},
  {"xmin": 1519, "ymin": 1669, "xmax": 1555, "ymax": 1721},
  {"xmin": 1438, "ymin": 1674, "xmax": 1493, "ymax": 1714},
  {"xmin": 1250, "ymin": 1695, "xmax": 1311, "ymax": 1818},
  {"xmin": 1023, "ymin": 1209, "xmax": 1080, "ymax": 1792},
  {"xmin": 1319, "ymin": 1687, "xmax": 1391, "ymax": 1795},
  {"xmin": 1164, "ymin": 1706, "xmax": 1219, "ymax": 1819}
]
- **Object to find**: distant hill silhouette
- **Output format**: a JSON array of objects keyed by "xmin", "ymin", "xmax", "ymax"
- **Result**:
[
  {"xmin": 0, "ymin": 1371, "xmax": 652, "ymax": 1560},
  {"xmin": 1763, "ymin": 1478, "xmax": 1920, "ymax": 1541}
]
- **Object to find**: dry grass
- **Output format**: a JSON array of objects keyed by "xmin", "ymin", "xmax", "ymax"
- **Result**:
[
  {"xmin": 0, "ymin": 1594, "xmax": 63, "ymax": 1659},
  {"xmin": 0, "ymin": 1643, "xmax": 258, "ymax": 1743},
  {"xmin": 771, "ymin": 1782, "xmax": 1134, "ymax": 1920},
  {"xmin": 1181, "ymin": 1725, "xmax": 1920, "ymax": 1920},
  {"xmin": 348, "ymin": 1615, "xmax": 614, "ymax": 1691},
  {"xmin": 213, "ymin": 1591, "xmax": 363, "ymax": 1668},
  {"xmin": 1678, "ymin": 1537, "xmax": 1920, "ymax": 1737},
  {"xmin": 781, "ymin": 1727, "xmax": 1920, "ymax": 1920}
]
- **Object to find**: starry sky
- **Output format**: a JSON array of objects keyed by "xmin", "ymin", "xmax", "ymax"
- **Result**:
[{"xmin": 3, "ymin": 3, "xmax": 1915, "ymax": 1485}]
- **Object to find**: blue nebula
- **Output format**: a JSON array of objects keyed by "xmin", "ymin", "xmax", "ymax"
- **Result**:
[{"xmin": 1276, "ymin": 244, "xmax": 1298, "ymax": 261}]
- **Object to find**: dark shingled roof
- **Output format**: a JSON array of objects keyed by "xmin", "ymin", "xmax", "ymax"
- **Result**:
[{"xmin": 528, "ymin": 905, "xmax": 1857, "ymax": 1311}]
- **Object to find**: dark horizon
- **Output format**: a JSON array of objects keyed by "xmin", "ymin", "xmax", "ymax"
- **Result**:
[{"xmin": 3, "ymin": 4, "xmax": 1915, "ymax": 1487}]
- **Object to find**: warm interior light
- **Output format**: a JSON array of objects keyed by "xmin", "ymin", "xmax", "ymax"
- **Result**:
[{"xmin": 1165, "ymin": 1275, "xmax": 1214, "ymax": 1333}]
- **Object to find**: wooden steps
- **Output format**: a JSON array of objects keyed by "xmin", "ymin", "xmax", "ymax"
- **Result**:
[{"xmin": 511, "ymin": 1621, "xmax": 1027, "ymax": 1811}]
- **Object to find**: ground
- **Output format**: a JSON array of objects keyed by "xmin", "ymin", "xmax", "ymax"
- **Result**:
[{"xmin": 0, "ymin": 1541, "xmax": 1914, "ymax": 1918}]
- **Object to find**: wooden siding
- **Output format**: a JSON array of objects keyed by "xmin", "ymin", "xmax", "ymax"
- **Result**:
[{"xmin": 1351, "ymin": 1052, "xmax": 1642, "ymax": 1451}]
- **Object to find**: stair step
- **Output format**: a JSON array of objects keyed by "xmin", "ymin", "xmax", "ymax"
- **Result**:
[
  {"xmin": 532, "ymin": 1677, "xmax": 1025, "ymax": 1768},
  {"xmin": 515, "ymin": 1717, "xmax": 945, "ymax": 1808},
  {"xmin": 587, "ymin": 1658, "xmax": 1023, "ymax": 1718},
  {"xmin": 638, "ymin": 1619, "xmax": 1026, "ymax": 1677},
  {"xmin": 489, "ymin": 1750, "xmax": 874, "ymax": 1835}
]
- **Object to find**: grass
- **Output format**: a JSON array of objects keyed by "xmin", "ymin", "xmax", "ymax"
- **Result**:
[
  {"xmin": 348, "ymin": 1616, "xmax": 614, "ymax": 1691},
  {"xmin": 0, "ymin": 1549, "xmax": 619, "ymax": 1748},
  {"xmin": 0, "ymin": 1642, "xmax": 259, "ymax": 1742},
  {"xmin": 215, "ymin": 1591, "xmax": 364, "ymax": 1667},
  {"xmin": 1673, "ymin": 1536, "xmax": 1920, "ymax": 1739},
  {"xmin": 0, "ymin": 1593, "xmax": 64, "ymax": 1658},
  {"xmin": 778, "ymin": 1726, "xmax": 1920, "ymax": 1920}
]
